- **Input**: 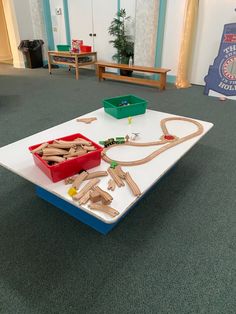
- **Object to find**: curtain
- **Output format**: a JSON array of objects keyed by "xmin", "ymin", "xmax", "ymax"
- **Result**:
[
  {"xmin": 175, "ymin": 0, "xmax": 199, "ymax": 88},
  {"xmin": 0, "ymin": 0, "xmax": 12, "ymax": 63},
  {"xmin": 134, "ymin": 0, "xmax": 159, "ymax": 67}
]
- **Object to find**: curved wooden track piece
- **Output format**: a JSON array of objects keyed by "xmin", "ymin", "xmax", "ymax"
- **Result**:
[
  {"xmin": 115, "ymin": 165, "xmax": 126, "ymax": 179},
  {"xmin": 76, "ymin": 117, "xmax": 97, "ymax": 124},
  {"xmin": 85, "ymin": 171, "xmax": 108, "ymax": 180},
  {"xmin": 107, "ymin": 179, "xmax": 116, "ymax": 191},
  {"xmin": 124, "ymin": 172, "xmax": 141, "ymax": 196},
  {"xmin": 107, "ymin": 167, "xmax": 125, "ymax": 187},
  {"xmin": 72, "ymin": 171, "xmax": 88, "ymax": 189},
  {"xmin": 78, "ymin": 191, "xmax": 91, "ymax": 205},
  {"xmin": 93, "ymin": 186, "xmax": 113, "ymax": 205},
  {"xmin": 73, "ymin": 178, "xmax": 100, "ymax": 201},
  {"xmin": 89, "ymin": 203, "xmax": 119, "ymax": 217},
  {"xmin": 30, "ymin": 142, "xmax": 49, "ymax": 154},
  {"xmin": 102, "ymin": 117, "xmax": 204, "ymax": 166}
]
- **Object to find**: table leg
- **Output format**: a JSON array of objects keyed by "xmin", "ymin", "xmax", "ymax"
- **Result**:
[
  {"xmin": 75, "ymin": 57, "xmax": 79, "ymax": 80},
  {"xmin": 47, "ymin": 52, "xmax": 52, "ymax": 75},
  {"xmin": 94, "ymin": 53, "xmax": 98, "ymax": 75}
]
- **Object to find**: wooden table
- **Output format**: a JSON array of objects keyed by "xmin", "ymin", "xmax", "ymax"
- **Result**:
[
  {"xmin": 96, "ymin": 62, "xmax": 171, "ymax": 90},
  {"xmin": 47, "ymin": 51, "xmax": 97, "ymax": 80}
]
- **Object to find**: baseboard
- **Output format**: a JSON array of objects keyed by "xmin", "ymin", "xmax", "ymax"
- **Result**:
[
  {"xmin": 13, "ymin": 60, "xmax": 25, "ymax": 68},
  {"xmin": 167, "ymin": 75, "xmax": 176, "ymax": 84}
]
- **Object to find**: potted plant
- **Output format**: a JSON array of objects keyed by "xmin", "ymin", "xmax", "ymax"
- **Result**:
[{"xmin": 108, "ymin": 8, "xmax": 134, "ymax": 76}]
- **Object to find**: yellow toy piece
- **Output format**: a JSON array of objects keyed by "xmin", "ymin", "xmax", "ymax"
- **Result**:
[
  {"xmin": 68, "ymin": 187, "xmax": 77, "ymax": 197},
  {"xmin": 128, "ymin": 117, "xmax": 133, "ymax": 125}
]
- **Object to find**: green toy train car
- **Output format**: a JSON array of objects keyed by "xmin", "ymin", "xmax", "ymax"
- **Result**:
[
  {"xmin": 115, "ymin": 137, "xmax": 125, "ymax": 144},
  {"xmin": 99, "ymin": 137, "xmax": 125, "ymax": 147}
]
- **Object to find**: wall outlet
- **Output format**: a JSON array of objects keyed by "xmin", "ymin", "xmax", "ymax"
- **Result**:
[{"xmin": 55, "ymin": 8, "xmax": 62, "ymax": 15}]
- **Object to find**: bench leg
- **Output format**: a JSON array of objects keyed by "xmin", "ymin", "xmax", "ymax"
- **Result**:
[
  {"xmin": 159, "ymin": 73, "xmax": 167, "ymax": 90},
  {"xmin": 98, "ymin": 66, "xmax": 105, "ymax": 81}
]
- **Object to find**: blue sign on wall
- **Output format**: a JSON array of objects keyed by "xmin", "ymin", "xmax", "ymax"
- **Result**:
[{"xmin": 204, "ymin": 23, "xmax": 236, "ymax": 97}]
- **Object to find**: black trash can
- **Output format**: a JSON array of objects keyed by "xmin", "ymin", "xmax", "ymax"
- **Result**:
[{"xmin": 18, "ymin": 40, "xmax": 44, "ymax": 68}]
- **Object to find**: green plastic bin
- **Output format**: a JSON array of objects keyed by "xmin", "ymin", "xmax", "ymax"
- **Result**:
[
  {"xmin": 103, "ymin": 95, "xmax": 147, "ymax": 119},
  {"xmin": 57, "ymin": 44, "xmax": 71, "ymax": 51}
]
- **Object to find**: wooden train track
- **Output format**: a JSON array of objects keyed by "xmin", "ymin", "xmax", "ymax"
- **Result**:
[{"xmin": 102, "ymin": 117, "xmax": 204, "ymax": 166}]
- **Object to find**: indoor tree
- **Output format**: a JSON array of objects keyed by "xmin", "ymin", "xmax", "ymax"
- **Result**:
[{"xmin": 108, "ymin": 8, "xmax": 134, "ymax": 65}]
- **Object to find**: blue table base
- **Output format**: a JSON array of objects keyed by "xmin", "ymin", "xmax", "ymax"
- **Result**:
[
  {"xmin": 35, "ymin": 186, "xmax": 119, "ymax": 234},
  {"xmin": 35, "ymin": 168, "xmax": 173, "ymax": 234}
]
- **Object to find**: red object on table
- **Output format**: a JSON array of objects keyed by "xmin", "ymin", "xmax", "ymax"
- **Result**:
[
  {"xmin": 80, "ymin": 45, "xmax": 92, "ymax": 52},
  {"xmin": 29, "ymin": 133, "xmax": 102, "ymax": 182},
  {"xmin": 72, "ymin": 39, "xmax": 83, "ymax": 52},
  {"xmin": 164, "ymin": 135, "xmax": 175, "ymax": 141}
]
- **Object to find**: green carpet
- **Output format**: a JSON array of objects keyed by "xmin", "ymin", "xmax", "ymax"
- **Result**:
[{"xmin": 0, "ymin": 64, "xmax": 235, "ymax": 314}]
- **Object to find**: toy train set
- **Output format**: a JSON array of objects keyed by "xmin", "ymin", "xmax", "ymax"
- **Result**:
[{"xmin": 28, "ymin": 106, "xmax": 205, "ymax": 221}]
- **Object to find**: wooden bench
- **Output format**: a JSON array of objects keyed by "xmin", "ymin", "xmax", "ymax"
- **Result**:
[{"xmin": 96, "ymin": 62, "xmax": 171, "ymax": 90}]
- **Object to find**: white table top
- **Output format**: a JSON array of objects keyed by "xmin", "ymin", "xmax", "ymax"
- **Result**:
[{"xmin": 0, "ymin": 109, "xmax": 213, "ymax": 224}]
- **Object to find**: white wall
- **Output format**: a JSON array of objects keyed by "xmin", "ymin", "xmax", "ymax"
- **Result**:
[
  {"xmin": 67, "ymin": 0, "xmax": 117, "ymax": 63},
  {"xmin": 68, "ymin": 0, "xmax": 93, "ymax": 47},
  {"xmin": 12, "ymin": 0, "xmax": 34, "ymax": 39},
  {"xmin": 3, "ymin": 0, "xmax": 236, "ymax": 82},
  {"xmin": 162, "ymin": 0, "xmax": 185, "ymax": 76},
  {"xmin": 120, "ymin": 0, "xmax": 136, "ymax": 33},
  {"xmin": 2, "ymin": 0, "xmax": 47, "ymax": 68},
  {"xmin": 162, "ymin": 0, "xmax": 236, "ymax": 85},
  {"xmin": 92, "ymin": 0, "xmax": 117, "ymax": 61},
  {"xmin": 28, "ymin": 0, "xmax": 47, "ymax": 59},
  {"xmin": 190, "ymin": 0, "xmax": 236, "ymax": 85},
  {"xmin": 49, "ymin": 0, "xmax": 67, "ymax": 47}
]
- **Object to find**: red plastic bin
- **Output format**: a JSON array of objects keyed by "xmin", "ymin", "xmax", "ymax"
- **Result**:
[
  {"xmin": 29, "ymin": 133, "xmax": 103, "ymax": 182},
  {"xmin": 80, "ymin": 45, "xmax": 92, "ymax": 52}
]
